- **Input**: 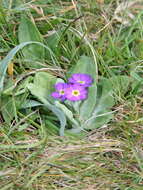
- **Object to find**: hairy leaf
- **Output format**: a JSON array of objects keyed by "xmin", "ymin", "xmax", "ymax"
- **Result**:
[{"xmin": 18, "ymin": 16, "xmax": 44, "ymax": 61}]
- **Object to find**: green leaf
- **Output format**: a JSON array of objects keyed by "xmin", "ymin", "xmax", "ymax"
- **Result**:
[
  {"xmin": 95, "ymin": 78, "xmax": 115, "ymax": 110},
  {"xmin": 47, "ymin": 104, "xmax": 66, "ymax": 136},
  {"xmin": 79, "ymin": 84, "xmax": 97, "ymax": 122},
  {"xmin": 0, "ymin": 41, "xmax": 56, "ymax": 91},
  {"xmin": 27, "ymin": 74, "xmax": 67, "ymax": 136},
  {"xmin": 83, "ymin": 110, "xmax": 113, "ymax": 130},
  {"xmin": 34, "ymin": 72, "xmax": 56, "ymax": 87},
  {"xmin": 55, "ymin": 101, "xmax": 79, "ymax": 127},
  {"xmin": 108, "ymin": 75, "xmax": 131, "ymax": 97},
  {"xmin": 0, "ymin": 96, "xmax": 15, "ymax": 124},
  {"xmin": 46, "ymin": 31, "xmax": 60, "ymax": 54},
  {"xmin": 0, "ymin": 95, "xmax": 26, "ymax": 124},
  {"xmin": 22, "ymin": 100, "xmax": 43, "ymax": 109},
  {"xmin": 70, "ymin": 76, "xmax": 130, "ymax": 130},
  {"xmin": 27, "ymin": 83, "xmax": 47, "ymax": 100},
  {"xmin": 68, "ymin": 55, "xmax": 98, "ymax": 123},
  {"xmin": 18, "ymin": 16, "xmax": 44, "ymax": 61},
  {"xmin": 82, "ymin": 78, "xmax": 115, "ymax": 129},
  {"xmin": 27, "ymin": 72, "xmax": 56, "ymax": 103},
  {"xmin": 3, "ymin": 76, "xmax": 33, "ymax": 96},
  {"xmin": 69, "ymin": 55, "xmax": 97, "ymax": 81}
]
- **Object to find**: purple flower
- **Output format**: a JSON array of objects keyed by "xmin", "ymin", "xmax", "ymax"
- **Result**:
[
  {"xmin": 51, "ymin": 82, "xmax": 68, "ymax": 101},
  {"xmin": 68, "ymin": 73, "xmax": 93, "ymax": 87},
  {"xmin": 65, "ymin": 84, "xmax": 88, "ymax": 101}
]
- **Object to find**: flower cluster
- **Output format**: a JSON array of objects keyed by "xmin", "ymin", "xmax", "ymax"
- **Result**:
[{"xmin": 51, "ymin": 73, "xmax": 93, "ymax": 102}]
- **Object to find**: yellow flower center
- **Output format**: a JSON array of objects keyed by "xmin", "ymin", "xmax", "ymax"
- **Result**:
[
  {"xmin": 72, "ymin": 90, "xmax": 80, "ymax": 96},
  {"xmin": 78, "ymin": 80, "xmax": 85, "ymax": 84},
  {"xmin": 59, "ymin": 90, "xmax": 65, "ymax": 95}
]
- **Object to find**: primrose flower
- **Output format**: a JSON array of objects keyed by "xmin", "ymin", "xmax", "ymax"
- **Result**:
[
  {"xmin": 65, "ymin": 84, "xmax": 88, "ymax": 101},
  {"xmin": 68, "ymin": 73, "xmax": 93, "ymax": 87},
  {"xmin": 51, "ymin": 82, "xmax": 68, "ymax": 101}
]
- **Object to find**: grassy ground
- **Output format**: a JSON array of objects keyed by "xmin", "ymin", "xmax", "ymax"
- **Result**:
[{"xmin": 0, "ymin": 0, "xmax": 143, "ymax": 189}]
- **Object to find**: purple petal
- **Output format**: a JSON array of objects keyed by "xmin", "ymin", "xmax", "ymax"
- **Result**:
[
  {"xmin": 65, "ymin": 84, "xmax": 88, "ymax": 101},
  {"xmin": 55, "ymin": 82, "xmax": 68, "ymax": 91},
  {"xmin": 68, "ymin": 77, "xmax": 76, "ymax": 84},
  {"xmin": 79, "ymin": 93, "xmax": 88, "ymax": 100},
  {"xmin": 68, "ymin": 73, "xmax": 93, "ymax": 87},
  {"xmin": 51, "ymin": 92, "xmax": 61, "ymax": 99},
  {"xmin": 72, "ymin": 73, "xmax": 81, "ymax": 80},
  {"xmin": 60, "ymin": 95, "xmax": 67, "ymax": 101},
  {"xmin": 81, "ymin": 74, "xmax": 93, "ymax": 83},
  {"xmin": 67, "ymin": 96, "xmax": 80, "ymax": 101}
]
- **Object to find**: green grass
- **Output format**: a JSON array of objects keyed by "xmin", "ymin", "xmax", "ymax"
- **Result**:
[{"xmin": 0, "ymin": 0, "xmax": 143, "ymax": 189}]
